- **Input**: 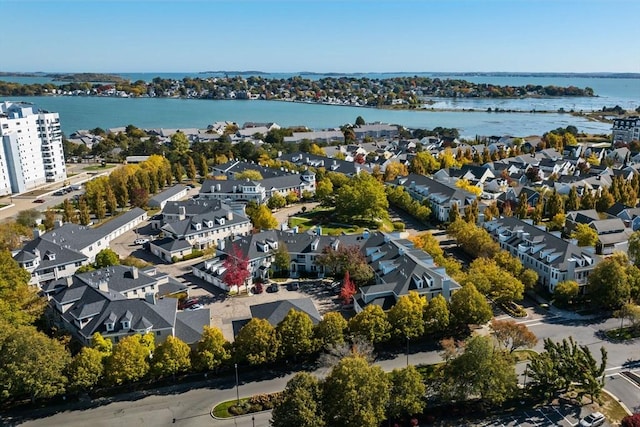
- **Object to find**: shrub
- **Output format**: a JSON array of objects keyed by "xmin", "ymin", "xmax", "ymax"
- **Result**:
[
  {"xmin": 179, "ymin": 250, "xmax": 204, "ymax": 262},
  {"xmin": 392, "ymin": 221, "xmax": 405, "ymax": 231}
]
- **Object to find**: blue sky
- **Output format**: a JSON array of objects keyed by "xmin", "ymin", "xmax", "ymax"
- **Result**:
[{"xmin": 1, "ymin": 0, "xmax": 638, "ymax": 73}]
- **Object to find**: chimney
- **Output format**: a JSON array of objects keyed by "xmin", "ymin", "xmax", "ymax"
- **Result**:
[
  {"xmin": 33, "ymin": 228, "xmax": 42, "ymax": 239},
  {"xmin": 131, "ymin": 267, "xmax": 139, "ymax": 279},
  {"xmin": 217, "ymin": 183, "xmax": 221, "ymax": 191},
  {"xmin": 145, "ymin": 292, "xmax": 157, "ymax": 305},
  {"xmin": 178, "ymin": 206, "xmax": 186, "ymax": 220},
  {"xmin": 226, "ymin": 210, "xmax": 233, "ymax": 221},
  {"xmin": 66, "ymin": 276, "xmax": 74, "ymax": 286},
  {"xmin": 98, "ymin": 280, "xmax": 109, "ymax": 292}
]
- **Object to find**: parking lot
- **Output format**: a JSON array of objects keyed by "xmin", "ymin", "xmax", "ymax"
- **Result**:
[
  {"xmin": 471, "ymin": 403, "xmax": 607, "ymax": 427},
  {"xmin": 187, "ymin": 277, "xmax": 347, "ymax": 341}
]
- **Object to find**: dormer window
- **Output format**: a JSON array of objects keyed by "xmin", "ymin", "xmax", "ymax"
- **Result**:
[
  {"xmin": 205, "ymin": 220, "xmax": 214, "ymax": 228},
  {"xmin": 121, "ymin": 321, "xmax": 130, "ymax": 330},
  {"xmin": 45, "ymin": 251, "xmax": 56, "ymax": 261},
  {"xmin": 194, "ymin": 223, "xmax": 202, "ymax": 231}
]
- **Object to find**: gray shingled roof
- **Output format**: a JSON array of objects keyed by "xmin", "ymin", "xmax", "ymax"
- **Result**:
[
  {"xmin": 14, "ymin": 238, "xmax": 87, "ymax": 272},
  {"xmin": 40, "ymin": 208, "xmax": 146, "ymax": 252},
  {"xmin": 76, "ymin": 265, "xmax": 156, "ymax": 294},
  {"xmin": 148, "ymin": 185, "xmax": 187, "ymax": 205},
  {"xmin": 175, "ymin": 310, "xmax": 211, "ymax": 344}
]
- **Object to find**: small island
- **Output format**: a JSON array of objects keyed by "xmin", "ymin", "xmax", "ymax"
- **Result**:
[{"xmin": 0, "ymin": 73, "xmax": 595, "ymax": 109}]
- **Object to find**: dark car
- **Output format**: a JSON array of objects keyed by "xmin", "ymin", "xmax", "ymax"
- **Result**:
[
  {"xmin": 266, "ymin": 284, "xmax": 279, "ymax": 293},
  {"xmin": 53, "ymin": 190, "xmax": 65, "ymax": 196},
  {"xmin": 286, "ymin": 282, "xmax": 300, "ymax": 291},
  {"xmin": 33, "ymin": 198, "xmax": 46, "ymax": 203},
  {"xmin": 179, "ymin": 298, "xmax": 199, "ymax": 310}
]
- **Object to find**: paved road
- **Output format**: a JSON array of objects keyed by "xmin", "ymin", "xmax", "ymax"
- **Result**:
[{"xmin": 9, "ymin": 307, "xmax": 639, "ymax": 427}]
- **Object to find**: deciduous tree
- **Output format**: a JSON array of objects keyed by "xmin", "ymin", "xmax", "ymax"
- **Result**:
[
  {"xmin": 553, "ymin": 280, "xmax": 579, "ymax": 306},
  {"xmin": 67, "ymin": 347, "xmax": 104, "ymax": 392},
  {"xmin": 450, "ymin": 284, "xmax": 492, "ymax": 327},
  {"xmin": 151, "ymin": 336, "xmax": 191, "ymax": 377},
  {"xmin": 248, "ymin": 204, "xmax": 278, "ymax": 230},
  {"xmin": 0, "ymin": 324, "xmax": 70, "ymax": 402},
  {"xmin": 105, "ymin": 333, "xmax": 154, "ymax": 385},
  {"xmin": 234, "ymin": 318, "xmax": 279, "ymax": 365},
  {"xmin": 490, "ymin": 319, "xmax": 538, "ymax": 353},
  {"xmin": 271, "ymin": 372, "xmax": 325, "ymax": 427},
  {"xmin": 335, "ymin": 172, "xmax": 389, "ymax": 222},
  {"xmin": 315, "ymin": 245, "xmax": 373, "ymax": 286},
  {"xmin": 236, "ymin": 170, "xmax": 263, "ymax": 181},
  {"xmin": 438, "ymin": 335, "xmax": 517, "ymax": 406},
  {"xmin": 222, "ymin": 243, "xmax": 250, "ymax": 291},
  {"xmin": 313, "ymin": 311, "xmax": 348, "ymax": 350},
  {"xmin": 193, "ymin": 326, "xmax": 231, "ymax": 371},
  {"xmin": 348, "ymin": 304, "xmax": 391, "ymax": 344},
  {"xmin": 587, "ymin": 254, "xmax": 631, "ymax": 309},
  {"xmin": 386, "ymin": 365, "xmax": 426, "ymax": 420},
  {"xmin": 424, "ymin": 294, "xmax": 450, "ymax": 335},
  {"xmin": 339, "ymin": 270, "xmax": 356, "ymax": 306},
  {"xmin": 267, "ymin": 193, "xmax": 286, "ymax": 210},
  {"xmin": 388, "ymin": 291, "xmax": 427, "ymax": 340},
  {"xmin": 277, "ymin": 309, "xmax": 316, "ymax": 358},
  {"xmin": 323, "ymin": 354, "xmax": 390, "ymax": 427},
  {"xmin": 0, "ymin": 250, "xmax": 46, "ymax": 326},
  {"xmin": 572, "ymin": 223, "xmax": 598, "ymax": 247},
  {"xmin": 95, "ymin": 248, "xmax": 120, "ymax": 268}
]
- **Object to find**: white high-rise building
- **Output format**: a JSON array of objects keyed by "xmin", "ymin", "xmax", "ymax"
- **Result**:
[{"xmin": 0, "ymin": 101, "xmax": 66, "ymax": 195}]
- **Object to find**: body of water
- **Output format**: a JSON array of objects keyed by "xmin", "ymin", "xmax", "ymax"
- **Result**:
[
  {"xmin": 2, "ymin": 96, "xmax": 613, "ymax": 138},
  {"xmin": 1, "ymin": 72, "xmax": 634, "ymax": 138}
]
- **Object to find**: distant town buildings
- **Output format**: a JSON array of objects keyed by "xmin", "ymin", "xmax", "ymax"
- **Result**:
[{"xmin": 0, "ymin": 101, "xmax": 66, "ymax": 195}]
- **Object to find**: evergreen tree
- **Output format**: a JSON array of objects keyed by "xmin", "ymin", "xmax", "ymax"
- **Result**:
[{"xmin": 566, "ymin": 186, "xmax": 580, "ymax": 211}]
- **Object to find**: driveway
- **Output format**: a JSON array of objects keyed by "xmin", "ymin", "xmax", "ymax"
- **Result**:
[{"xmin": 193, "ymin": 278, "xmax": 346, "ymax": 341}]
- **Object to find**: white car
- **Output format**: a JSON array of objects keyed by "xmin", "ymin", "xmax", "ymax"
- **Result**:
[
  {"xmin": 185, "ymin": 304, "xmax": 204, "ymax": 311},
  {"xmin": 579, "ymin": 412, "xmax": 605, "ymax": 427},
  {"xmin": 134, "ymin": 238, "xmax": 149, "ymax": 245}
]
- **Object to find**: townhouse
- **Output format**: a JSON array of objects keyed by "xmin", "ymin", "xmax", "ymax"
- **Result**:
[
  {"xmin": 483, "ymin": 217, "xmax": 600, "ymax": 293},
  {"xmin": 14, "ymin": 208, "xmax": 148, "ymax": 286},
  {"xmin": 390, "ymin": 174, "xmax": 477, "ymax": 222},
  {"xmin": 43, "ymin": 265, "xmax": 208, "ymax": 346}
]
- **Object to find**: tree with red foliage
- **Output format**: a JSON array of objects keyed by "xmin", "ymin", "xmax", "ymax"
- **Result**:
[
  {"xmin": 222, "ymin": 243, "xmax": 250, "ymax": 292},
  {"xmin": 340, "ymin": 271, "xmax": 356, "ymax": 305},
  {"xmin": 622, "ymin": 413, "xmax": 640, "ymax": 427}
]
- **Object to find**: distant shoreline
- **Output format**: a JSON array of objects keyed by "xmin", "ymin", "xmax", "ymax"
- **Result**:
[{"xmin": 2, "ymin": 71, "xmax": 640, "ymax": 79}]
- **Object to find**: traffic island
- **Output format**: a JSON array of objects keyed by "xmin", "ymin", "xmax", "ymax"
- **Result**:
[{"xmin": 211, "ymin": 393, "xmax": 282, "ymax": 419}]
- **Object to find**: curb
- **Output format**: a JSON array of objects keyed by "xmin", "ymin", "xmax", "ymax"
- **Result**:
[
  {"xmin": 601, "ymin": 388, "xmax": 632, "ymax": 416},
  {"xmin": 210, "ymin": 400, "xmax": 271, "ymax": 421}
]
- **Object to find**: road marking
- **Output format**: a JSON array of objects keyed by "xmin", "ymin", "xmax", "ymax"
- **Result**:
[{"xmin": 552, "ymin": 405, "xmax": 575, "ymax": 426}]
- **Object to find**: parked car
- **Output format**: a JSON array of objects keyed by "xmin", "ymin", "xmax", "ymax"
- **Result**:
[
  {"xmin": 286, "ymin": 282, "xmax": 300, "ymax": 291},
  {"xmin": 266, "ymin": 284, "xmax": 279, "ymax": 293},
  {"xmin": 185, "ymin": 304, "xmax": 204, "ymax": 311},
  {"xmin": 134, "ymin": 238, "xmax": 149, "ymax": 245},
  {"xmin": 179, "ymin": 298, "xmax": 199, "ymax": 310},
  {"xmin": 53, "ymin": 190, "xmax": 65, "ymax": 196},
  {"xmin": 579, "ymin": 412, "xmax": 605, "ymax": 427},
  {"xmin": 33, "ymin": 199, "xmax": 46, "ymax": 203}
]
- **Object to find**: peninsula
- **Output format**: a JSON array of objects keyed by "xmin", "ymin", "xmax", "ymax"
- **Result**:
[{"xmin": 0, "ymin": 74, "xmax": 595, "ymax": 110}]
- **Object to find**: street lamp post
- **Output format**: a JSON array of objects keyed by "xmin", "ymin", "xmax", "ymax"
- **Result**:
[
  {"xmin": 252, "ymin": 415, "xmax": 255, "ymax": 427},
  {"xmin": 406, "ymin": 336, "xmax": 409, "ymax": 367},
  {"xmin": 234, "ymin": 363, "xmax": 240, "ymax": 404},
  {"xmin": 523, "ymin": 363, "xmax": 529, "ymax": 389}
]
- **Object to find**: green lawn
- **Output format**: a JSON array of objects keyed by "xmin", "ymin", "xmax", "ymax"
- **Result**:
[
  {"xmin": 288, "ymin": 206, "xmax": 391, "ymax": 235},
  {"xmin": 212, "ymin": 398, "xmax": 249, "ymax": 418}
]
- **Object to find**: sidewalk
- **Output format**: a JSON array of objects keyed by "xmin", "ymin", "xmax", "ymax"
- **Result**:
[{"xmin": 526, "ymin": 291, "xmax": 602, "ymax": 321}]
